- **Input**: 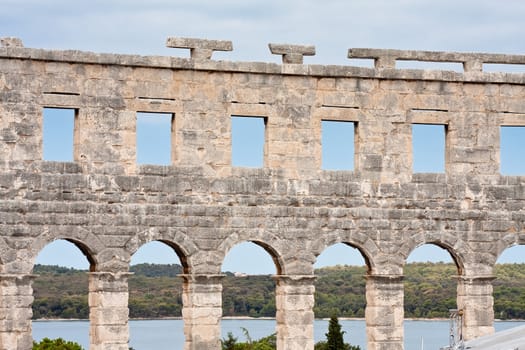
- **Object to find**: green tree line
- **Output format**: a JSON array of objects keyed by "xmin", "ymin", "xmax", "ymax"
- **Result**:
[{"xmin": 32, "ymin": 263, "xmax": 525, "ymax": 320}]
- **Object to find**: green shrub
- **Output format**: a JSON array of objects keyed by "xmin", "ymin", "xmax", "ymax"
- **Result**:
[
  {"xmin": 314, "ymin": 315, "xmax": 361, "ymax": 350},
  {"xmin": 221, "ymin": 328, "xmax": 276, "ymax": 349},
  {"xmin": 33, "ymin": 337, "xmax": 84, "ymax": 350}
]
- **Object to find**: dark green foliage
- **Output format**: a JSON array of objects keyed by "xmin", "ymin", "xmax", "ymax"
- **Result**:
[
  {"xmin": 129, "ymin": 263, "xmax": 183, "ymax": 277},
  {"xmin": 222, "ymin": 332, "xmax": 238, "ymax": 350},
  {"xmin": 222, "ymin": 276, "xmax": 276, "ymax": 317},
  {"xmin": 221, "ymin": 329, "xmax": 276, "ymax": 350},
  {"xmin": 403, "ymin": 262, "xmax": 458, "ymax": 318},
  {"xmin": 326, "ymin": 315, "xmax": 346, "ymax": 349},
  {"xmin": 314, "ymin": 315, "xmax": 360, "ymax": 350},
  {"xmin": 31, "ymin": 263, "xmax": 525, "ymax": 320},
  {"xmin": 314, "ymin": 266, "xmax": 366, "ymax": 318},
  {"xmin": 32, "ymin": 337, "xmax": 84, "ymax": 350}
]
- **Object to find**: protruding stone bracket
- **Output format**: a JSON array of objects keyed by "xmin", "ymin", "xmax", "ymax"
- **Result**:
[
  {"xmin": 348, "ymin": 48, "xmax": 525, "ymax": 73},
  {"xmin": 269, "ymin": 43, "xmax": 316, "ymax": 64},
  {"xmin": 166, "ymin": 37, "xmax": 233, "ymax": 60},
  {"xmin": 1, "ymin": 37, "xmax": 24, "ymax": 48}
]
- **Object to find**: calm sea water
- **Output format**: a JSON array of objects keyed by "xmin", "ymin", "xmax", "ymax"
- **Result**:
[{"xmin": 32, "ymin": 319, "xmax": 524, "ymax": 350}]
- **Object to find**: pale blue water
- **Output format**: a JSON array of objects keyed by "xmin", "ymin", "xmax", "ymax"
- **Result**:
[{"xmin": 32, "ymin": 319, "xmax": 524, "ymax": 350}]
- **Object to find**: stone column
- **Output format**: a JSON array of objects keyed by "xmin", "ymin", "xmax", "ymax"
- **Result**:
[
  {"xmin": 274, "ymin": 275, "xmax": 316, "ymax": 350},
  {"xmin": 89, "ymin": 272, "xmax": 131, "ymax": 350},
  {"xmin": 180, "ymin": 274, "xmax": 223, "ymax": 350},
  {"xmin": 0, "ymin": 274, "xmax": 35, "ymax": 350},
  {"xmin": 365, "ymin": 274, "xmax": 404, "ymax": 350},
  {"xmin": 457, "ymin": 276, "xmax": 495, "ymax": 341}
]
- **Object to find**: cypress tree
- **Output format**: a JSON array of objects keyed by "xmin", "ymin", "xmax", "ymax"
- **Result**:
[{"xmin": 326, "ymin": 314, "xmax": 346, "ymax": 350}]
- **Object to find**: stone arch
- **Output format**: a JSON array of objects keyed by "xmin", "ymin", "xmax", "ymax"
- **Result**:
[
  {"xmin": 216, "ymin": 229, "xmax": 285, "ymax": 275},
  {"xmin": 29, "ymin": 226, "xmax": 105, "ymax": 273},
  {"xmin": 401, "ymin": 230, "xmax": 468, "ymax": 274},
  {"xmin": 495, "ymin": 232, "xmax": 523, "ymax": 263},
  {"xmin": 124, "ymin": 227, "xmax": 198, "ymax": 274},
  {"xmin": 310, "ymin": 230, "xmax": 379, "ymax": 274}
]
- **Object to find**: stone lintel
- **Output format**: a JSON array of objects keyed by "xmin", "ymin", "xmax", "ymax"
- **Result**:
[
  {"xmin": 348, "ymin": 47, "xmax": 525, "ymax": 72},
  {"xmin": 269, "ymin": 43, "xmax": 316, "ymax": 64},
  {"xmin": 166, "ymin": 37, "xmax": 233, "ymax": 60},
  {"xmin": 0, "ymin": 37, "xmax": 24, "ymax": 48}
]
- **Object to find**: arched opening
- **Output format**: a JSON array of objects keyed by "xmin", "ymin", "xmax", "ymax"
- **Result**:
[
  {"xmin": 221, "ymin": 241, "xmax": 278, "ymax": 345},
  {"xmin": 404, "ymin": 243, "xmax": 458, "ymax": 350},
  {"xmin": 32, "ymin": 239, "xmax": 92, "ymax": 348},
  {"xmin": 314, "ymin": 242, "xmax": 368, "ymax": 349},
  {"xmin": 128, "ymin": 240, "xmax": 185, "ymax": 350},
  {"xmin": 494, "ymin": 245, "xmax": 525, "ymax": 332}
]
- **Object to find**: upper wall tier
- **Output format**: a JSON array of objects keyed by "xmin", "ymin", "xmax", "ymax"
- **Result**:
[{"xmin": 1, "ymin": 37, "xmax": 525, "ymax": 182}]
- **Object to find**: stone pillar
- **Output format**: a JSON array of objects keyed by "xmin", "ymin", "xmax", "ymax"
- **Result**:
[
  {"xmin": 180, "ymin": 274, "xmax": 223, "ymax": 350},
  {"xmin": 457, "ymin": 276, "xmax": 495, "ymax": 340},
  {"xmin": 274, "ymin": 275, "xmax": 316, "ymax": 350},
  {"xmin": 89, "ymin": 272, "xmax": 131, "ymax": 350},
  {"xmin": 0, "ymin": 274, "xmax": 35, "ymax": 350},
  {"xmin": 365, "ymin": 274, "xmax": 404, "ymax": 350}
]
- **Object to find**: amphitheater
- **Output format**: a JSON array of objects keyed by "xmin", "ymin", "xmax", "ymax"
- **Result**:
[{"xmin": 0, "ymin": 36, "xmax": 524, "ymax": 349}]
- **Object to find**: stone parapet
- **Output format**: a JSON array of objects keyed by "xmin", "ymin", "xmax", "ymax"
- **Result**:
[
  {"xmin": 1, "ymin": 39, "xmax": 525, "ymax": 84},
  {"xmin": 348, "ymin": 47, "xmax": 525, "ymax": 72}
]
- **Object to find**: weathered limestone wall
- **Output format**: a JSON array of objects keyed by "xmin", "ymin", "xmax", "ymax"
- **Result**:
[{"xmin": 0, "ymin": 37, "xmax": 524, "ymax": 349}]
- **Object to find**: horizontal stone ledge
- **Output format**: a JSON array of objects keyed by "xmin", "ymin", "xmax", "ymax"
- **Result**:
[
  {"xmin": 1, "ymin": 47, "xmax": 525, "ymax": 84},
  {"xmin": 0, "ymin": 274, "xmax": 37, "ymax": 282},
  {"xmin": 178, "ymin": 274, "xmax": 226, "ymax": 283},
  {"xmin": 456, "ymin": 275, "xmax": 496, "ymax": 282},
  {"xmin": 348, "ymin": 48, "xmax": 525, "ymax": 72},
  {"xmin": 166, "ymin": 37, "xmax": 233, "ymax": 60},
  {"xmin": 366, "ymin": 274, "xmax": 404, "ymax": 283}
]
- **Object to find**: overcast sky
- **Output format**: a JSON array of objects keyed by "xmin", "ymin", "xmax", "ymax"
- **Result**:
[{"xmin": 4, "ymin": 0, "xmax": 525, "ymax": 272}]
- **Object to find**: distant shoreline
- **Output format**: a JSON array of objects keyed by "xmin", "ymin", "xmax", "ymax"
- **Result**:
[{"xmin": 33, "ymin": 316, "xmax": 525, "ymax": 322}]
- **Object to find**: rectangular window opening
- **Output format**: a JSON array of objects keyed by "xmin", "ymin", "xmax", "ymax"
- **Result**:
[
  {"xmin": 396, "ymin": 60, "xmax": 463, "ymax": 72},
  {"xmin": 136, "ymin": 112, "xmax": 174, "ymax": 165},
  {"xmin": 500, "ymin": 126, "xmax": 525, "ymax": 175},
  {"xmin": 231, "ymin": 116, "xmax": 266, "ymax": 168},
  {"xmin": 412, "ymin": 124, "xmax": 446, "ymax": 173},
  {"xmin": 43, "ymin": 107, "xmax": 77, "ymax": 162},
  {"xmin": 347, "ymin": 58, "xmax": 375, "ymax": 68},
  {"xmin": 321, "ymin": 120, "xmax": 355, "ymax": 170},
  {"xmin": 483, "ymin": 64, "xmax": 525, "ymax": 74}
]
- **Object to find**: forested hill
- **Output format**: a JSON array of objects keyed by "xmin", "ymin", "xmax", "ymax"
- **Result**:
[{"xmin": 32, "ymin": 263, "xmax": 525, "ymax": 320}]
